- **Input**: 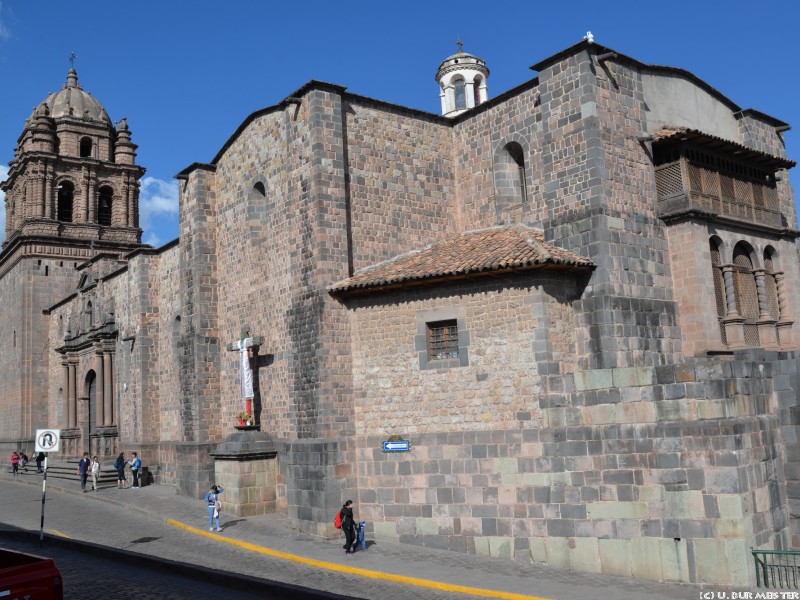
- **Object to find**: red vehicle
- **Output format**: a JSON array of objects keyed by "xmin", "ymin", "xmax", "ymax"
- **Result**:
[{"xmin": 0, "ymin": 548, "xmax": 64, "ymax": 599}]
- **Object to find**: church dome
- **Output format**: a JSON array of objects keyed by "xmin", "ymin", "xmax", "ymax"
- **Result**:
[
  {"xmin": 435, "ymin": 48, "xmax": 489, "ymax": 83},
  {"xmin": 31, "ymin": 68, "xmax": 111, "ymax": 125}
]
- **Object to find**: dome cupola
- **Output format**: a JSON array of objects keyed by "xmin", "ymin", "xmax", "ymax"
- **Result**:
[
  {"xmin": 31, "ymin": 68, "xmax": 111, "ymax": 125},
  {"xmin": 435, "ymin": 40, "xmax": 489, "ymax": 117}
]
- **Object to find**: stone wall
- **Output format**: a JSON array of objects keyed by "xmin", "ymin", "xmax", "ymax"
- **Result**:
[{"xmin": 347, "ymin": 331, "xmax": 797, "ymax": 585}]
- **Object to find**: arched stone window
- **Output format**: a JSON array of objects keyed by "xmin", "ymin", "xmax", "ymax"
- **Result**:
[
  {"xmin": 454, "ymin": 78, "xmax": 466, "ymax": 111},
  {"xmin": 764, "ymin": 246, "xmax": 780, "ymax": 319},
  {"xmin": 247, "ymin": 180, "xmax": 268, "ymax": 222},
  {"xmin": 732, "ymin": 242, "xmax": 760, "ymax": 346},
  {"xmin": 57, "ymin": 181, "xmax": 74, "ymax": 222},
  {"xmin": 80, "ymin": 137, "xmax": 93, "ymax": 158},
  {"xmin": 493, "ymin": 139, "xmax": 530, "ymax": 223},
  {"xmin": 473, "ymin": 76, "xmax": 482, "ymax": 106},
  {"xmin": 98, "ymin": 186, "xmax": 113, "ymax": 226},
  {"xmin": 709, "ymin": 238, "xmax": 726, "ymax": 345}
]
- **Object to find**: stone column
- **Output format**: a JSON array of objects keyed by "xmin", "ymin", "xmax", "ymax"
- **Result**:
[
  {"xmin": 62, "ymin": 365, "xmax": 70, "ymax": 428},
  {"xmin": 44, "ymin": 162, "xmax": 53, "ymax": 219},
  {"xmin": 775, "ymin": 272, "xmax": 796, "ymax": 347},
  {"xmin": 95, "ymin": 352, "xmax": 105, "ymax": 427},
  {"xmin": 755, "ymin": 269, "xmax": 779, "ymax": 348},
  {"xmin": 88, "ymin": 173, "xmax": 96, "ymax": 224},
  {"xmin": 103, "ymin": 353, "xmax": 113, "ymax": 425},
  {"xmin": 68, "ymin": 363, "xmax": 77, "ymax": 428},
  {"xmin": 721, "ymin": 265, "xmax": 745, "ymax": 348},
  {"xmin": 36, "ymin": 164, "xmax": 45, "ymax": 218},
  {"xmin": 82, "ymin": 165, "xmax": 90, "ymax": 222}
]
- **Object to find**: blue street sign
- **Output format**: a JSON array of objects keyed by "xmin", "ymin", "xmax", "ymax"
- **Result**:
[{"xmin": 383, "ymin": 440, "xmax": 410, "ymax": 452}]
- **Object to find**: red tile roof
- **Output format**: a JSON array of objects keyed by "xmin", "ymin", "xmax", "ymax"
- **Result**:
[{"xmin": 329, "ymin": 224, "xmax": 593, "ymax": 295}]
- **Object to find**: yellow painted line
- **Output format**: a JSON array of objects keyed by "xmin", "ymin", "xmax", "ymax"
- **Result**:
[
  {"xmin": 167, "ymin": 518, "xmax": 551, "ymax": 600},
  {"xmin": 49, "ymin": 529, "xmax": 71, "ymax": 538}
]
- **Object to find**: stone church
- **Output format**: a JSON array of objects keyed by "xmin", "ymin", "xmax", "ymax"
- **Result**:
[{"xmin": 2, "ymin": 38, "xmax": 799, "ymax": 586}]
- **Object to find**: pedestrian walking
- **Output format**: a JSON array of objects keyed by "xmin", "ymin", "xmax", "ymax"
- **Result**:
[
  {"xmin": 113, "ymin": 452, "xmax": 126, "ymax": 488},
  {"xmin": 339, "ymin": 500, "xmax": 357, "ymax": 554},
  {"xmin": 19, "ymin": 451, "xmax": 28, "ymax": 472},
  {"xmin": 90, "ymin": 455, "xmax": 101, "ymax": 491},
  {"xmin": 35, "ymin": 451, "xmax": 45, "ymax": 474},
  {"xmin": 10, "ymin": 451, "xmax": 19, "ymax": 476},
  {"xmin": 203, "ymin": 484, "xmax": 224, "ymax": 532},
  {"xmin": 77, "ymin": 452, "xmax": 91, "ymax": 492},
  {"xmin": 128, "ymin": 452, "xmax": 142, "ymax": 488}
]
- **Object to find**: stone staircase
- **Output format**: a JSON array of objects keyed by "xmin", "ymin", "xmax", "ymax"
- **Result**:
[{"xmin": 20, "ymin": 459, "xmax": 156, "ymax": 488}]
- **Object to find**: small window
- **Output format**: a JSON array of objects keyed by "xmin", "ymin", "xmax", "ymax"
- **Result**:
[
  {"xmin": 98, "ymin": 186, "xmax": 113, "ymax": 226},
  {"xmin": 80, "ymin": 137, "xmax": 93, "ymax": 158},
  {"xmin": 57, "ymin": 182, "xmax": 74, "ymax": 222},
  {"xmin": 473, "ymin": 78, "xmax": 481, "ymax": 106},
  {"xmin": 428, "ymin": 320, "xmax": 459, "ymax": 360},
  {"xmin": 454, "ymin": 80, "xmax": 466, "ymax": 110}
]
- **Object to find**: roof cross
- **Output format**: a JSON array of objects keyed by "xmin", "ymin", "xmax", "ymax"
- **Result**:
[
  {"xmin": 68, "ymin": 51, "xmax": 78, "ymax": 68},
  {"xmin": 456, "ymin": 38, "xmax": 463, "ymax": 53}
]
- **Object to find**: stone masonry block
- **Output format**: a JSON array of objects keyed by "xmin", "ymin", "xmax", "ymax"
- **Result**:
[{"xmin": 573, "ymin": 369, "xmax": 612, "ymax": 391}]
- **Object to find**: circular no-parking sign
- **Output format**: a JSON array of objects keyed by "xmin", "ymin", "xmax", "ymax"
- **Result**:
[{"xmin": 35, "ymin": 429, "xmax": 61, "ymax": 453}]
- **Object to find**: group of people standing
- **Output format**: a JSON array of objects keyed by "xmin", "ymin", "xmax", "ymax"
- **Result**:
[
  {"xmin": 76, "ymin": 451, "xmax": 142, "ymax": 492},
  {"xmin": 9, "ymin": 451, "xmax": 46, "ymax": 475}
]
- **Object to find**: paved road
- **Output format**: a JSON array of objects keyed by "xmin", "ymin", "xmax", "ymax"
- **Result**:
[
  {"xmin": 0, "ymin": 470, "xmax": 714, "ymax": 600},
  {"xmin": 1, "ymin": 535, "xmax": 325, "ymax": 600}
]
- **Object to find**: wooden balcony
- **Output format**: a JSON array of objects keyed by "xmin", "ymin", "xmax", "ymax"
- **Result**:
[{"xmin": 656, "ymin": 159, "xmax": 783, "ymax": 228}]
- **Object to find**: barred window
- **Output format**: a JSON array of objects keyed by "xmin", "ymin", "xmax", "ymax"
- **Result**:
[{"xmin": 427, "ymin": 320, "xmax": 459, "ymax": 360}]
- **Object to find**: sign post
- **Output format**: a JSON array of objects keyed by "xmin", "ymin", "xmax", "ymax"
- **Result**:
[{"xmin": 35, "ymin": 429, "xmax": 60, "ymax": 547}]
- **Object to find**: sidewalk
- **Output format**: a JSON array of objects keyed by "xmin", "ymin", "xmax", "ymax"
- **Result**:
[{"xmin": 0, "ymin": 468, "xmax": 701, "ymax": 600}]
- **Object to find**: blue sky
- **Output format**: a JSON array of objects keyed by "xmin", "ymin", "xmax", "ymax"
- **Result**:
[{"xmin": 1, "ymin": 1, "xmax": 798, "ymax": 247}]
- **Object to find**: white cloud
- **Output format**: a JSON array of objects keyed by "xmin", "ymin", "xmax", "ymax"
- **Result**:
[
  {"xmin": 0, "ymin": 164, "xmax": 8, "ymax": 244},
  {"xmin": 142, "ymin": 231, "xmax": 163, "ymax": 247},
  {"xmin": 139, "ymin": 176, "xmax": 179, "ymax": 228},
  {"xmin": 0, "ymin": 2, "xmax": 10, "ymax": 40}
]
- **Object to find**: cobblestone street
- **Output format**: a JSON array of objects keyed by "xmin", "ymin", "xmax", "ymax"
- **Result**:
[{"xmin": 0, "ymin": 473, "xmax": 705, "ymax": 600}]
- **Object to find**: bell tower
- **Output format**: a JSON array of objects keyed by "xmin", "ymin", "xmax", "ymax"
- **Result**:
[
  {"xmin": 1, "ymin": 67, "xmax": 145, "ymax": 252},
  {"xmin": 435, "ymin": 40, "xmax": 490, "ymax": 117},
  {"xmin": 0, "ymin": 64, "xmax": 146, "ymax": 454}
]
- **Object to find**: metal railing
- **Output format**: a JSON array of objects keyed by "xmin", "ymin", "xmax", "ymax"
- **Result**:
[{"xmin": 753, "ymin": 549, "xmax": 800, "ymax": 589}]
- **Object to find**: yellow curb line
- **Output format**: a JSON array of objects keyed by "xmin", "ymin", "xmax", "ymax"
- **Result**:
[
  {"xmin": 50, "ymin": 529, "xmax": 71, "ymax": 538},
  {"xmin": 166, "ymin": 519, "xmax": 552, "ymax": 600}
]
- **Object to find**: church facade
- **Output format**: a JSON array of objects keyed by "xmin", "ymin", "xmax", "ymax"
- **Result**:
[{"xmin": 2, "ymin": 39, "xmax": 800, "ymax": 586}]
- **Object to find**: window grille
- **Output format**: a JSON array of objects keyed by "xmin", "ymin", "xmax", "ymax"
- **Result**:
[
  {"xmin": 427, "ymin": 320, "xmax": 459, "ymax": 360},
  {"xmin": 733, "ymin": 244, "xmax": 760, "ymax": 346}
]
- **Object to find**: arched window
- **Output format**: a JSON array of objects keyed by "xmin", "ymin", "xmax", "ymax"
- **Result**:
[
  {"xmin": 709, "ymin": 238, "xmax": 727, "ymax": 345},
  {"xmin": 98, "ymin": 186, "xmax": 113, "ymax": 226},
  {"xmin": 454, "ymin": 79, "xmax": 466, "ymax": 110},
  {"xmin": 80, "ymin": 137, "xmax": 93, "ymax": 158},
  {"xmin": 505, "ymin": 143, "xmax": 528, "ymax": 203},
  {"xmin": 473, "ymin": 77, "xmax": 482, "ymax": 106},
  {"xmin": 86, "ymin": 301, "xmax": 93, "ymax": 328},
  {"xmin": 57, "ymin": 182, "xmax": 74, "ymax": 222},
  {"xmin": 252, "ymin": 182, "xmax": 266, "ymax": 197},
  {"xmin": 764, "ymin": 247, "xmax": 780, "ymax": 319},
  {"xmin": 732, "ymin": 242, "xmax": 760, "ymax": 346}
]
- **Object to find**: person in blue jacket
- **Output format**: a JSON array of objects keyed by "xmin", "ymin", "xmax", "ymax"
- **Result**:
[
  {"xmin": 204, "ymin": 484, "xmax": 224, "ymax": 532},
  {"xmin": 129, "ymin": 452, "xmax": 142, "ymax": 488}
]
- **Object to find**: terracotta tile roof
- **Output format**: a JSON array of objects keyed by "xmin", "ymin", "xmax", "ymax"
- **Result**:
[
  {"xmin": 652, "ymin": 126, "xmax": 795, "ymax": 169},
  {"xmin": 329, "ymin": 224, "xmax": 593, "ymax": 295}
]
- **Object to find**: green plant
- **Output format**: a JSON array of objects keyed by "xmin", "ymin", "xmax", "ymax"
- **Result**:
[{"xmin": 237, "ymin": 411, "xmax": 252, "ymax": 422}]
